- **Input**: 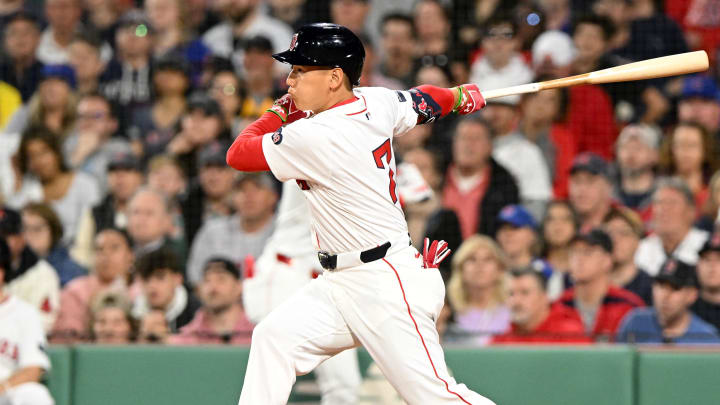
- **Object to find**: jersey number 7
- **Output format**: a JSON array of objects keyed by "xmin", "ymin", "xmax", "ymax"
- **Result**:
[{"xmin": 372, "ymin": 139, "xmax": 398, "ymax": 204}]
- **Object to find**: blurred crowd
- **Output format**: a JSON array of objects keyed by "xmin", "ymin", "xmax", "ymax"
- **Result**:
[{"xmin": 2, "ymin": 0, "xmax": 720, "ymax": 368}]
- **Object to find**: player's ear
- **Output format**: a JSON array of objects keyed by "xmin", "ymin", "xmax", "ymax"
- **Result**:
[{"xmin": 329, "ymin": 68, "xmax": 344, "ymax": 91}]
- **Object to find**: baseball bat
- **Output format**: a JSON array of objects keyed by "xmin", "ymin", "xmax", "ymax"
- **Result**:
[{"xmin": 481, "ymin": 50, "xmax": 709, "ymax": 100}]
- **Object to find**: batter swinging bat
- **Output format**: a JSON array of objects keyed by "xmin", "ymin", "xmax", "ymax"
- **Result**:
[{"xmin": 481, "ymin": 50, "xmax": 709, "ymax": 100}]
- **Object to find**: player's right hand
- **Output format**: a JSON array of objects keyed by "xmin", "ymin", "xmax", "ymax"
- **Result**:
[
  {"xmin": 453, "ymin": 84, "xmax": 486, "ymax": 115},
  {"xmin": 267, "ymin": 94, "xmax": 311, "ymax": 124}
]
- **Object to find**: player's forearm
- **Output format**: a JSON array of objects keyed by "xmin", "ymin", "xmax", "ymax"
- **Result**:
[
  {"xmin": 226, "ymin": 112, "xmax": 282, "ymax": 171},
  {"xmin": 412, "ymin": 84, "xmax": 484, "ymax": 118},
  {"xmin": 413, "ymin": 85, "xmax": 457, "ymax": 117},
  {"xmin": 0, "ymin": 367, "xmax": 45, "ymax": 393}
]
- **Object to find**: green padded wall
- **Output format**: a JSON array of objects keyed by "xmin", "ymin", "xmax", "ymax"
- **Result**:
[
  {"xmin": 637, "ymin": 350, "xmax": 720, "ymax": 405},
  {"xmin": 46, "ymin": 346, "xmax": 72, "ymax": 405}
]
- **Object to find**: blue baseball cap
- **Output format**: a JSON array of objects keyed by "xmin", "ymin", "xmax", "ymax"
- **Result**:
[
  {"xmin": 682, "ymin": 75, "xmax": 720, "ymax": 101},
  {"xmin": 498, "ymin": 204, "xmax": 537, "ymax": 229},
  {"xmin": 41, "ymin": 65, "xmax": 76, "ymax": 89}
]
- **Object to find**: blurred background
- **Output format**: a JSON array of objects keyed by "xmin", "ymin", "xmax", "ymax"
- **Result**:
[{"xmin": 2, "ymin": 0, "xmax": 720, "ymax": 404}]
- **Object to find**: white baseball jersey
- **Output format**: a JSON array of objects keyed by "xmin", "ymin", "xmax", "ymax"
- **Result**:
[
  {"xmin": 0, "ymin": 295, "xmax": 51, "ymax": 381},
  {"xmin": 261, "ymin": 87, "xmax": 419, "ymax": 254}
]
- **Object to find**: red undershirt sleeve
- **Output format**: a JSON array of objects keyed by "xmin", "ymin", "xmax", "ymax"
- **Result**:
[
  {"xmin": 226, "ymin": 112, "xmax": 283, "ymax": 172},
  {"xmin": 413, "ymin": 85, "xmax": 456, "ymax": 117}
]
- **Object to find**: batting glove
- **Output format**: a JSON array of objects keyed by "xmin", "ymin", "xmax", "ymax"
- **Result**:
[
  {"xmin": 422, "ymin": 238, "xmax": 451, "ymax": 269},
  {"xmin": 453, "ymin": 84, "xmax": 486, "ymax": 115},
  {"xmin": 266, "ymin": 94, "xmax": 311, "ymax": 124}
]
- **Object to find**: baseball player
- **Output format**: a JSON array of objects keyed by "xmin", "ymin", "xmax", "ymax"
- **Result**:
[
  {"xmin": 227, "ymin": 23, "xmax": 495, "ymax": 405},
  {"xmin": 0, "ymin": 239, "xmax": 55, "ymax": 405}
]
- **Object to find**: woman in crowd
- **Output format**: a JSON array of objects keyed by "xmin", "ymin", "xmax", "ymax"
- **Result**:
[
  {"xmin": 90, "ymin": 291, "xmax": 137, "ymax": 344},
  {"xmin": 208, "ymin": 69, "xmax": 245, "ymax": 137},
  {"xmin": 22, "ymin": 65, "xmax": 78, "ymax": 138},
  {"xmin": 541, "ymin": 200, "xmax": 579, "ymax": 297},
  {"xmin": 660, "ymin": 121, "xmax": 720, "ymax": 215},
  {"xmin": 10, "ymin": 129, "xmax": 101, "ymax": 245},
  {"xmin": 21, "ymin": 202, "xmax": 86, "ymax": 287},
  {"xmin": 446, "ymin": 235, "xmax": 511, "ymax": 345}
]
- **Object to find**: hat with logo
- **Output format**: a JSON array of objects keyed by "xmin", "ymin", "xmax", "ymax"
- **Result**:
[{"xmin": 655, "ymin": 258, "xmax": 697, "ymax": 288}]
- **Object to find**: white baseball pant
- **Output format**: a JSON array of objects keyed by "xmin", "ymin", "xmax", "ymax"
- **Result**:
[
  {"xmin": 0, "ymin": 382, "xmax": 54, "ymax": 405},
  {"xmin": 237, "ymin": 246, "xmax": 496, "ymax": 405}
]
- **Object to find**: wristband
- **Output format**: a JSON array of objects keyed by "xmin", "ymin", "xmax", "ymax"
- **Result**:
[{"xmin": 452, "ymin": 86, "xmax": 463, "ymax": 112}]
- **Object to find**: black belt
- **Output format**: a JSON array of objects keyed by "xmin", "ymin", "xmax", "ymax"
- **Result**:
[{"xmin": 318, "ymin": 242, "xmax": 392, "ymax": 270}]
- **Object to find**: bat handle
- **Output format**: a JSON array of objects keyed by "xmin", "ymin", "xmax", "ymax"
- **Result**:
[{"xmin": 481, "ymin": 83, "xmax": 542, "ymax": 100}]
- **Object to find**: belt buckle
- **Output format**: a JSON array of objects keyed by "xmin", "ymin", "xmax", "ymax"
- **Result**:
[{"xmin": 318, "ymin": 251, "xmax": 336, "ymax": 270}]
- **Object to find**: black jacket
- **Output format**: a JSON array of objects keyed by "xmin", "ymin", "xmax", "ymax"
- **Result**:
[
  {"xmin": 92, "ymin": 195, "xmax": 120, "ymax": 233},
  {"xmin": 477, "ymin": 158, "xmax": 521, "ymax": 237}
]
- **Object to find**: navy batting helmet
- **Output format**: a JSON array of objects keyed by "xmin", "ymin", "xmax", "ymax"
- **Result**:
[{"xmin": 273, "ymin": 23, "xmax": 365, "ymax": 86}]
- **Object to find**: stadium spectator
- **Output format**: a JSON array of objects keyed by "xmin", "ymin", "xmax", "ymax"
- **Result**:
[
  {"xmin": 517, "ymin": 86, "xmax": 577, "ymax": 198},
  {"xmin": 603, "ymin": 207, "xmax": 654, "ymax": 305},
  {"xmin": 556, "ymin": 228, "xmax": 644, "ymax": 340},
  {"xmin": 132, "ymin": 248, "xmax": 200, "ymax": 332},
  {"xmin": 201, "ymin": 0, "xmax": 293, "ymax": 75},
  {"xmin": 378, "ymin": 13, "xmax": 417, "ymax": 89},
  {"xmin": 63, "ymin": 93, "xmax": 131, "ymax": 189},
  {"xmin": 137, "ymin": 309, "xmax": 170, "ymax": 343},
  {"xmin": 0, "ymin": 209, "xmax": 60, "ymax": 332},
  {"xmin": 36, "ymin": 0, "xmax": 83, "ymax": 65},
  {"xmin": 169, "ymin": 258, "xmax": 254, "ymax": 345},
  {"xmin": 330, "ymin": 0, "xmax": 370, "ymax": 35},
  {"xmin": 90, "ymin": 291, "xmax": 136, "ymax": 344},
  {"xmin": 129, "ymin": 57, "xmax": 190, "ymax": 161},
  {"xmin": 21, "ymin": 202, "xmax": 86, "ymax": 287},
  {"xmin": 413, "ymin": 0, "xmax": 453, "ymax": 60},
  {"xmin": 358, "ymin": 33, "xmax": 404, "ymax": 89},
  {"xmin": 187, "ymin": 172, "xmax": 277, "ymax": 286},
  {"xmin": 441, "ymin": 116, "xmax": 520, "ymax": 239},
  {"xmin": 659, "ymin": 122, "xmax": 720, "ymax": 214},
  {"xmin": 238, "ymin": 36, "xmax": 284, "ymax": 121},
  {"xmin": 568, "ymin": 153, "xmax": 615, "ymax": 232},
  {"xmin": 21, "ymin": 64, "xmax": 78, "ymax": 138},
  {"xmin": 493, "ymin": 268, "xmax": 590, "ymax": 344},
  {"xmin": 0, "ymin": 242, "xmax": 55, "ymax": 405},
  {"xmin": 692, "ymin": 233, "xmax": 720, "ymax": 330},
  {"xmin": 126, "ymin": 187, "xmax": 184, "ymax": 260},
  {"xmin": 0, "ymin": 11, "xmax": 44, "ymax": 102},
  {"xmin": 698, "ymin": 171, "xmax": 720, "ymax": 232},
  {"xmin": 181, "ymin": 142, "xmax": 235, "ymax": 246},
  {"xmin": 267, "ymin": 0, "xmax": 306, "ymax": 29},
  {"xmin": 470, "ymin": 15, "xmax": 533, "ymax": 98},
  {"xmin": 52, "ymin": 228, "xmax": 135, "ymax": 342},
  {"xmin": 614, "ymin": 124, "xmax": 660, "ymax": 219},
  {"xmin": 0, "ymin": 81, "xmax": 21, "ymax": 131},
  {"xmin": 83, "ymin": 0, "xmax": 124, "ymax": 47},
  {"xmin": 541, "ymin": 200, "xmax": 579, "ymax": 298},
  {"xmin": 9, "ymin": 129, "xmax": 101, "ymax": 246},
  {"xmin": 635, "ymin": 177, "xmax": 709, "ymax": 275},
  {"xmin": 208, "ymin": 69, "xmax": 245, "ymax": 136},
  {"xmin": 167, "ymin": 93, "xmax": 231, "ymax": 179},
  {"xmin": 678, "ymin": 75, "xmax": 720, "ymax": 136},
  {"xmin": 482, "ymin": 97, "xmax": 552, "ymax": 219},
  {"xmin": 531, "ymin": 30, "xmax": 576, "ymax": 80},
  {"xmin": 496, "ymin": 204, "xmax": 552, "ymax": 276},
  {"xmin": 147, "ymin": 155, "xmax": 188, "ymax": 205},
  {"xmin": 67, "ymin": 33, "xmax": 106, "ymax": 96},
  {"xmin": 617, "ymin": 258, "xmax": 720, "ymax": 344},
  {"xmin": 446, "ymin": 235, "xmax": 511, "ymax": 345}
]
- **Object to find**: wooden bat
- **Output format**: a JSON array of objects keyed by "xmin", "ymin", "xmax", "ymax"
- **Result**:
[{"xmin": 481, "ymin": 50, "xmax": 709, "ymax": 100}]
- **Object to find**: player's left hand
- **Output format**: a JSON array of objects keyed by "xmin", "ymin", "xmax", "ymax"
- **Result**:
[
  {"xmin": 453, "ymin": 84, "xmax": 486, "ymax": 115},
  {"xmin": 267, "ymin": 94, "xmax": 312, "ymax": 124},
  {"xmin": 422, "ymin": 238, "xmax": 451, "ymax": 269}
]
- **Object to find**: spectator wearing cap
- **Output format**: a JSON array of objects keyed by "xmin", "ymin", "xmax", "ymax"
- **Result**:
[
  {"xmin": 126, "ymin": 187, "xmax": 185, "ymax": 261},
  {"xmin": 635, "ymin": 177, "xmax": 710, "ymax": 276},
  {"xmin": 21, "ymin": 202, "xmax": 86, "ymax": 287},
  {"xmin": 0, "ymin": 207, "xmax": 60, "ymax": 332},
  {"xmin": 556, "ymin": 228, "xmax": 644, "ymax": 340},
  {"xmin": 603, "ymin": 207, "xmax": 654, "ymax": 305},
  {"xmin": 10, "ymin": 129, "xmax": 101, "ymax": 246},
  {"xmin": 481, "ymin": 90, "xmax": 552, "ymax": 220},
  {"xmin": 167, "ymin": 93, "xmax": 231, "ymax": 179},
  {"xmin": 68, "ymin": 33, "xmax": 107, "ymax": 96},
  {"xmin": 691, "ymin": 233, "xmax": 720, "ymax": 330},
  {"xmin": 239, "ymin": 36, "xmax": 285, "ymax": 120},
  {"xmin": 132, "ymin": 247, "xmax": 201, "ymax": 333},
  {"xmin": 100, "ymin": 10, "xmax": 155, "ymax": 128},
  {"xmin": 36, "ymin": 0, "xmax": 83, "ymax": 65},
  {"xmin": 617, "ymin": 258, "xmax": 720, "ymax": 344},
  {"xmin": 678, "ymin": 75, "xmax": 720, "ymax": 135},
  {"xmin": 493, "ymin": 268, "xmax": 590, "ymax": 344},
  {"xmin": 0, "ymin": 237, "xmax": 55, "ymax": 405},
  {"xmin": 90, "ymin": 291, "xmax": 137, "ymax": 344},
  {"xmin": 659, "ymin": 122, "xmax": 720, "ymax": 215},
  {"xmin": 20, "ymin": 64, "xmax": 78, "ymax": 139},
  {"xmin": 181, "ymin": 141, "xmax": 235, "ymax": 246},
  {"xmin": 614, "ymin": 124, "xmax": 660, "ymax": 221},
  {"xmin": 531, "ymin": 30, "xmax": 575, "ymax": 79},
  {"xmin": 378, "ymin": 13, "xmax": 417, "ymax": 89},
  {"xmin": 169, "ymin": 258, "xmax": 254, "ymax": 345},
  {"xmin": 445, "ymin": 235, "xmax": 511, "ymax": 346},
  {"xmin": 0, "ymin": 11, "xmax": 44, "ymax": 102},
  {"xmin": 187, "ymin": 173, "xmax": 277, "ymax": 286},
  {"xmin": 569, "ymin": 152, "xmax": 615, "ymax": 232},
  {"xmin": 469, "ymin": 16, "xmax": 533, "ymax": 103},
  {"xmin": 201, "ymin": 0, "xmax": 292, "ymax": 76},
  {"xmin": 128, "ymin": 56, "xmax": 190, "ymax": 161},
  {"xmin": 441, "ymin": 116, "xmax": 520, "ymax": 240},
  {"xmin": 52, "ymin": 228, "xmax": 136, "ymax": 342},
  {"xmin": 63, "ymin": 92, "xmax": 131, "ymax": 190},
  {"xmin": 496, "ymin": 205, "xmax": 554, "ymax": 277}
]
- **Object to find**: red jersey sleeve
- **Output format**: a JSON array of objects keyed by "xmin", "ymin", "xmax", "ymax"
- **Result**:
[{"xmin": 226, "ymin": 112, "xmax": 283, "ymax": 172}]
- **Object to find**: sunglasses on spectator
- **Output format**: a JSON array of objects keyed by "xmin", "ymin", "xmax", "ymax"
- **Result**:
[
  {"xmin": 77, "ymin": 112, "xmax": 108, "ymax": 120},
  {"xmin": 485, "ymin": 29, "xmax": 515, "ymax": 39}
]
